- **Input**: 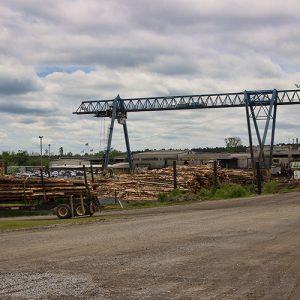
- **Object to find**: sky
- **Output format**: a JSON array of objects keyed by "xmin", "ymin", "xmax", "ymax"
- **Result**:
[{"xmin": 0, "ymin": 0, "xmax": 300, "ymax": 155}]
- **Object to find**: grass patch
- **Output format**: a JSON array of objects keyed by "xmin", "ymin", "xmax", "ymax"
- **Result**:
[
  {"xmin": 197, "ymin": 183, "xmax": 253, "ymax": 200},
  {"xmin": 262, "ymin": 181, "xmax": 279, "ymax": 194},
  {"xmin": 280, "ymin": 185, "xmax": 300, "ymax": 193},
  {"xmin": 157, "ymin": 184, "xmax": 254, "ymax": 203},
  {"xmin": 158, "ymin": 189, "xmax": 189, "ymax": 203},
  {"xmin": 0, "ymin": 215, "xmax": 123, "ymax": 231}
]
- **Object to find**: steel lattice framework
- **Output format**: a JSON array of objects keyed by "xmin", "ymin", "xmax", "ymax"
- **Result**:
[
  {"xmin": 74, "ymin": 89, "xmax": 300, "ymax": 172},
  {"xmin": 75, "ymin": 89, "xmax": 300, "ymax": 115}
]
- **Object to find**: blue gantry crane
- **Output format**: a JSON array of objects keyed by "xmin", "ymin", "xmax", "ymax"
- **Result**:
[{"xmin": 74, "ymin": 89, "xmax": 300, "ymax": 171}]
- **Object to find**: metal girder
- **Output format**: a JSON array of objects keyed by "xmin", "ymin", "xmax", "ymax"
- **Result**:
[
  {"xmin": 74, "ymin": 89, "xmax": 300, "ymax": 116},
  {"xmin": 244, "ymin": 89, "xmax": 278, "ymax": 170}
]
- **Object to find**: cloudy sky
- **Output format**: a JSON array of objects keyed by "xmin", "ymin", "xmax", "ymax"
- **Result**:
[{"xmin": 0, "ymin": 0, "xmax": 300, "ymax": 155}]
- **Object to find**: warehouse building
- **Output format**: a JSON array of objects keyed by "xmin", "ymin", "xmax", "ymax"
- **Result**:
[
  {"xmin": 132, "ymin": 144, "xmax": 300, "ymax": 170},
  {"xmin": 132, "ymin": 150, "xmax": 250, "ymax": 169}
]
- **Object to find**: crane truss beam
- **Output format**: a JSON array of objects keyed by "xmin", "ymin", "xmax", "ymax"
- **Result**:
[{"xmin": 74, "ymin": 89, "xmax": 300, "ymax": 116}]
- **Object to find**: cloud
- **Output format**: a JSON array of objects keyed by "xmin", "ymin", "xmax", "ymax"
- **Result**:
[
  {"xmin": 0, "ymin": 63, "xmax": 43, "ymax": 95},
  {"xmin": 0, "ymin": 0, "xmax": 299, "ymax": 154}
]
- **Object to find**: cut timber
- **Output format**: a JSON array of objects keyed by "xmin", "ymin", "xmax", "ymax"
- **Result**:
[
  {"xmin": 0, "ymin": 175, "xmax": 93, "ymax": 203},
  {"xmin": 95, "ymin": 165, "xmax": 254, "ymax": 201}
]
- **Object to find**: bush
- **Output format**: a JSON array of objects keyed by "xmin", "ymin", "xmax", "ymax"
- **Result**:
[
  {"xmin": 158, "ymin": 184, "xmax": 254, "ymax": 203},
  {"xmin": 198, "ymin": 183, "xmax": 252, "ymax": 200},
  {"xmin": 263, "ymin": 181, "xmax": 278, "ymax": 194},
  {"xmin": 158, "ymin": 189, "xmax": 186, "ymax": 202}
]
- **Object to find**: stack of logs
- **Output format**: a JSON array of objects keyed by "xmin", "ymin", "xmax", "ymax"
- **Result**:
[
  {"xmin": 95, "ymin": 165, "xmax": 254, "ymax": 201},
  {"xmin": 0, "ymin": 176, "xmax": 90, "ymax": 203},
  {"xmin": 0, "ymin": 166, "xmax": 255, "ymax": 203}
]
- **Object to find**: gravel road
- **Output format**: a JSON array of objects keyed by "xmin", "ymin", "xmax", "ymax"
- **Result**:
[{"xmin": 1, "ymin": 192, "xmax": 300, "ymax": 299}]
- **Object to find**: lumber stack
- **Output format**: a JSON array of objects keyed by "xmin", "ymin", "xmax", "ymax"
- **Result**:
[
  {"xmin": 188, "ymin": 168, "xmax": 254, "ymax": 192},
  {"xmin": 95, "ymin": 165, "xmax": 254, "ymax": 201},
  {"xmin": 0, "ymin": 166, "xmax": 255, "ymax": 203},
  {"xmin": 0, "ymin": 176, "xmax": 90, "ymax": 203}
]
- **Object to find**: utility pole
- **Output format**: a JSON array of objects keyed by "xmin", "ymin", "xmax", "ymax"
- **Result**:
[{"xmin": 39, "ymin": 136, "xmax": 43, "ymax": 168}]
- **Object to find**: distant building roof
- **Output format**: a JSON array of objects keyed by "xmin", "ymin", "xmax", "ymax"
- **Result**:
[{"xmin": 133, "ymin": 150, "xmax": 187, "ymax": 157}]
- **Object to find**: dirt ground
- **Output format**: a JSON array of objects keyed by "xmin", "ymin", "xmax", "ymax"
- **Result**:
[{"xmin": 1, "ymin": 192, "xmax": 300, "ymax": 299}]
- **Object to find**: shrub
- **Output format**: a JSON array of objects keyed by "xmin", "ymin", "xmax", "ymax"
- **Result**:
[
  {"xmin": 158, "ymin": 184, "xmax": 253, "ymax": 203},
  {"xmin": 158, "ymin": 189, "xmax": 186, "ymax": 202},
  {"xmin": 262, "ymin": 181, "xmax": 278, "ymax": 194},
  {"xmin": 198, "ymin": 183, "xmax": 252, "ymax": 200}
]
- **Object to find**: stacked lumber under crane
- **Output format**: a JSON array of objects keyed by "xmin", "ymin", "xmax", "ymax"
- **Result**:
[
  {"xmin": 0, "ymin": 166, "xmax": 254, "ymax": 203},
  {"xmin": 95, "ymin": 165, "xmax": 254, "ymax": 201}
]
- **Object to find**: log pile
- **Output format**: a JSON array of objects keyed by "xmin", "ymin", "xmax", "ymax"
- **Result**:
[
  {"xmin": 0, "ymin": 166, "xmax": 255, "ymax": 203},
  {"xmin": 0, "ymin": 176, "xmax": 90, "ymax": 203},
  {"xmin": 95, "ymin": 165, "xmax": 254, "ymax": 201}
]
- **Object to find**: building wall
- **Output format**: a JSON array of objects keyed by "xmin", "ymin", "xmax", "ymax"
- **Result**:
[
  {"xmin": 133, "ymin": 148, "xmax": 300, "ymax": 170},
  {"xmin": 133, "ymin": 151, "xmax": 250, "ymax": 169},
  {"xmin": 50, "ymin": 158, "xmax": 91, "ymax": 167}
]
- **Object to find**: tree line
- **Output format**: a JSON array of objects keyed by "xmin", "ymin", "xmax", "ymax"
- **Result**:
[
  {"xmin": 0, "ymin": 137, "xmax": 246, "ymax": 166},
  {"xmin": 0, "ymin": 148, "xmax": 124, "ymax": 167}
]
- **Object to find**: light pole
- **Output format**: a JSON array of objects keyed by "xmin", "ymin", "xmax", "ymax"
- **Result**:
[{"xmin": 39, "ymin": 136, "xmax": 43, "ymax": 168}]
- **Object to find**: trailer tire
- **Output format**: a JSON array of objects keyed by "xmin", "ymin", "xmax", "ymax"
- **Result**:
[
  {"xmin": 74, "ymin": 203, "xmax": 88, "ymax": 216},
  {"xmin": 56, "ymin": 204, "xmax": 72, "ymax": 219}
]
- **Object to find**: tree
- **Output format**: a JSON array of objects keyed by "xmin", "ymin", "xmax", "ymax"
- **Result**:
[
  {"xmin": 225, "ymin": 136, "xmax": 242, "ymax": 153},
  {"xmin": 59, "ymin": 147, "xmax": 64, "ymax": 157}
]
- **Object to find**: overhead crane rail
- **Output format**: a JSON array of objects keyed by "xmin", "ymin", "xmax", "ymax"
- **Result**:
[{"xmin": 74, "ymin": 89, "xmax": 300, "ymax": 173}]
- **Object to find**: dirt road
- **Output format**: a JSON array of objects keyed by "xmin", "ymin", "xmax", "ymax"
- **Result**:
[{"xmin": 1, "ymin": 192, "xmax": 300, "ymax": 299}]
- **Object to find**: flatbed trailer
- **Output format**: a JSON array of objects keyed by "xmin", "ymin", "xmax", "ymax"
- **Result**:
[
  {"xmin": 0, "ymin": 192, "xmax": 102, "ymax": 219},
  {"xmin": 0, "ymin": 166, "xmax": 102, "ymax": 219}
]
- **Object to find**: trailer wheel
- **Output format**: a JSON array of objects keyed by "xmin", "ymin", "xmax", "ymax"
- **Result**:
[
  {"xmin": 56, "ymin": 204, "xmax": 72, "ymax": 219},
  {"xmin": 74, "ymin": 203, "xmax": 88, "ymax": 216}
]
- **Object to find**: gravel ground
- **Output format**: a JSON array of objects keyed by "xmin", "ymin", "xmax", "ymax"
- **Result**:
[{"xmin": 1, "ymin": 192, "xmax": 300, "ymax": 299}]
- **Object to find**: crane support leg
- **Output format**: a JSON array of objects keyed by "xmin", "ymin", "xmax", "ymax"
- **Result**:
[
  {"xmin": 122, "ymin": 122, "xmax": 133, "ymax": 172},
  {"xmin": 244, "ymin": 89, "xmax": 278, "ymax": 170},
  {"xmin": 117, "ymin": 96, "xmax": 134, "ymax": 172},
  {"xmin": 104, "ymin": 97, "xmax": 117, "ymax": 169},
  {"xmin": 103, "ymin": 95, "xmax": 134, "ymax": 172},
  {"xmin": 244, "ymin": 91, "xmax": 255, "ymax": 171}
]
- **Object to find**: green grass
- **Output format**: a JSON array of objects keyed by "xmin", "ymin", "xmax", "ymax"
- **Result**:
[
  {"xmin": 158, "ymin": 189, "xmax": 189, "ymax": 203},
  {"xmin": 262, "ymin": 181, "xmax": 278, "ymax": 194},
  {"xmin": 197, "ymin": 183, "xmax": 253, "ymax": 200},
  {"xmin": 158, "ymin": 184, "xmax": 254, "ymax": 202},
  {"xmin": 0, "ymin": 215, "xmax": 123, "ymax": 231}
]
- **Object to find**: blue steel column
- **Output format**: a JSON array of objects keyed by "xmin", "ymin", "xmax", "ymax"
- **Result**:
[
  {"xmin": 117, "ymin": 96, "xmax": 133, "ymax": 172},
  {"xmin": 244, "ymin": 91, "xmax": 255, "ymax": 171},
  {"xmin": 104, "ymin": 97, "xmax": 117, "ymax": 169},
  {"xmin": 268, "ymin": 89, "xmax": 278, "ymax": 168},
  {"xmin": 122, "ymin": 122, "xmax": 133, "ymax": 171},
  {"xmin": 257, "ymin": 90, "xmax": 276, "ymax": 165},
  {"xmin": 245, "ymin": 90, "xmax": 278, "ymax": 170},
  {"xmin": 249, "ymin": 102, "xmax": 266, "ymax": 166}
]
